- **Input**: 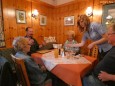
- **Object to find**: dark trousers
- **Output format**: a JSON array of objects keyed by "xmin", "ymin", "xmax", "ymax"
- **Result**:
[
  {"xmin": 51, "ymin": 74, "xmax": 68, "ymax": 86},
  {"xmin": 82, "ymin": 73, "xmax": 107, "ymax": 86},
  {"xmin": 44, "ymin": 71, "xmax": 68, "ymax": 86}
]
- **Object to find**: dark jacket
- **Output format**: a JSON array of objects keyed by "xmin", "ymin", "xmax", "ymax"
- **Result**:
[{"xmin": 0, "ymin": 57, "xmax": 16, "ymax": 86}]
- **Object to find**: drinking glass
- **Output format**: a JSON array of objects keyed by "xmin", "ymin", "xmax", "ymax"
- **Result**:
[{"xmin": 54, "ymin": 49, "xmax": 59, "ymax": 58}]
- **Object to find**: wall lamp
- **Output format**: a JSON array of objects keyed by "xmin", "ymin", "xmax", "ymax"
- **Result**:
[
  {"xmin": 32, "ymin": 9, "xmax": 39, "ymax": 19},
  {"xmin": 86, "ymin": 7, "xmax": 93, "ymax": 17}
]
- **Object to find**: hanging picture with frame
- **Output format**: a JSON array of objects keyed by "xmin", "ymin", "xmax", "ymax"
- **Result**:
[
  {"xmin": 64, "ymin": 16, "xmax": 74, "ymax": 26},
  {"xmin": 16, "ymin": 10, "xmax": 26, "ymax": 24},
  {"xmin": 40, "ymin": 15, "xmax": 47, "ymax": 25}
]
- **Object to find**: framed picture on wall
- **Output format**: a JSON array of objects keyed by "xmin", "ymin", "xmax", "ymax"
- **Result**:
[
  {"xmin": 16, "ymin": 10, "xmax": 26, "ymax": 24},
  {"xmin": 102, "ymin": 3, "xmax": 115, "ymax": 27},
  {"xmin": 64, "ymin": 16, "xmax": 74, "ymax": 26},
  {"xmin": 40, "ymin": 15, "xmax": 47, "ymax": 25},
  {"xmin": 0, "ymin": 0, "xmax": 5, "ymax": 47}
]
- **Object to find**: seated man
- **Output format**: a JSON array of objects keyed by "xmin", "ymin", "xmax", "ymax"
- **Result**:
[
  {"xmin": 25, "ymin": 27, "xmax": 45, "ymax": 55},
  {"xmin": 64, "ymin": 30, "xmax": 79, "ymax": 54},
  {"xmin": 12, "ymin": 36, "xmax": 51, "ymax": 86},
  {"xmin": 82, "ymin": 23, "xmax": 115, "ymax": 86}
]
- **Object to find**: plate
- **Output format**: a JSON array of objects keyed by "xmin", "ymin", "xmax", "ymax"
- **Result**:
[{"xmin": 37, "ymin": 50, "xmax": 51, "ymax": 54}]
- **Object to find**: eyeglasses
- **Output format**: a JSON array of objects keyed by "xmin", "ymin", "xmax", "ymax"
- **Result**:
[{"xmin": 107, "ymin": 33, "xmax": 115, "ymax": 36}]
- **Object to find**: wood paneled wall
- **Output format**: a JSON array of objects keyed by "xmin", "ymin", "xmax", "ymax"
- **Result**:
[
  {"xmin": 52, "ymin": 0, "xmax": 115, "ymax": 54},
  {"xmin": 2, "ymin": 0, "xmax": 54, "ymax": 48},
  {"xmin": 1, "ymin": 0, "xmax": 115, "ymax": 54},
  {"xmin": 53, "ymin": 1, "xmax": 94, "ymax": 54}
]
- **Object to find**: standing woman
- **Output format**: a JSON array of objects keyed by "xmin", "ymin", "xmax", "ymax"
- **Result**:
[{"xmin": 68, "ymin": 14, "xmax": 112, "ymax": 61}]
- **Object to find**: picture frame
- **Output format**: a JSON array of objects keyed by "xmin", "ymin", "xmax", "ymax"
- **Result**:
[
  {"xmin": 102, "ymin": 3, "xmax": 115, "ymax": 27},
  {"xmin": 40, "ymin": 15, "xmax": 47, "ymax": 25},
  {"xmin": 64, "ymin": 16, "xmax": 74, "ymax": 26},
  {"xmin": 0, "ymin": 0, "xmax": 5, "ymax": 47},
  {"xmin": 16, "ymin": 10, "xmax": 26, "ymax": 24}
]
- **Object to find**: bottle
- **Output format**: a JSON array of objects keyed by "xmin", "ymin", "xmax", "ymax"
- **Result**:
[
  {"xmin": 60, "ymin": 48, "xmax": 65, "ymax": 57},
  {"xmin": 59, "ymin": 48, "xmax": 61, "ymax": 55}
]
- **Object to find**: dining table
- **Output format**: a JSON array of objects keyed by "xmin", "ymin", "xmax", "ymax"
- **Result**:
[{"xmin": 31, "ymin": 50, "xmax": 97, "ymax": 86}]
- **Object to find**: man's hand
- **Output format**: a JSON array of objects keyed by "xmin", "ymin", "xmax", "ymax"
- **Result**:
[
  {"xmin": 98, "ymin": 71, "xmax": 111, "ymax": 81},
  {"xmin": 42, "ymin": 41, "xmax": 46, "ymax": 46},
  {"xmin": 39, "ymin": 41, "xmax": 46, "ymax": 48},
  {"xmin": 28, "ymin": 39, "xmax": 34, "ymax": 45}
]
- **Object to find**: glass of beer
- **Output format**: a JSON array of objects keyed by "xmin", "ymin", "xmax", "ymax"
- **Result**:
[{"xmin": 54, "ymin": 49, "xmax": 59, "ymax": 58}]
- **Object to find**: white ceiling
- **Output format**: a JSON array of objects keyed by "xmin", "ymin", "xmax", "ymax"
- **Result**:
[{"xmin": 40, "ymin": 0, "xmax": 74, "ymax": 6}]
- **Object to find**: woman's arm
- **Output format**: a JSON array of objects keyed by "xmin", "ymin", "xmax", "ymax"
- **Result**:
[
  {"xmin": 88, "ymin": 34, "xmax": 108, "ymax": 49},
  {"xmin": 67, "ymin": 40, "xmax": 85, "ymax": 47},
  {"xmin": 93, "ymin": 33, "xmax": 107, "ymax": 45}
]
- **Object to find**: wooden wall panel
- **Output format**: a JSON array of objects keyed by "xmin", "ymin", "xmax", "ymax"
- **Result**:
[
  {"xmin": 1, "ymin": 0, "xmax": 115, "ymax": 54},
  {"xmin": 2, "ymin": 0, "xmax": 53, "ymax": 47},
  {"xmin": 52, "ymin": 0, "xmax": 115, "ymax": 54},
  {"xmin": 30, "ymin": 1, "xmax": 55, "ymax": 44}
]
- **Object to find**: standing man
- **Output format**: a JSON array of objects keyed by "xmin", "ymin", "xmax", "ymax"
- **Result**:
[{"xmin": 25, "ymin": 27, "xmax": 40, "ymax": 55}]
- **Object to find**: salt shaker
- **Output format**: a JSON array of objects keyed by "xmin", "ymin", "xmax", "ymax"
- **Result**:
[{"xmin": 60, "ymin": 48, "xmax": 65, "ymax": 57}]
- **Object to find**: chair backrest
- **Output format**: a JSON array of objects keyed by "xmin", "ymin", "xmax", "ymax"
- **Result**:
[
  {"xmin": 11, "ymin": 54, "xmax": 30, "ymax": 86},
  {"xmin": 88, "ymin": 45, "xmax": 98, "ymax": 58}
]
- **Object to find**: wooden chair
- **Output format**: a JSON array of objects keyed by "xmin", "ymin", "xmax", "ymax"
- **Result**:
[
  {"xmin": 11, "ymin": 54, "xmax": 30, "ymax": 86},
  {"xmin": 88, "ymin": 45, "xmax": 98, "ymax": 58}
]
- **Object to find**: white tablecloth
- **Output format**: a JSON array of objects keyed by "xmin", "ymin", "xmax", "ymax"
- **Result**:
[{"xmin": 41, "ymin": 51, "xmax": 91, "ymax": 71}]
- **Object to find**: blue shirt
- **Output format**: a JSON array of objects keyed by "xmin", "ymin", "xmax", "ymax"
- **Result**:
[
  {"xmin": 82, "ymin": 22, "xmax": 112, "ymax": 52},
  {"xmin": 15, "ymin": 51, "xmax": 47, "ymax": 85}
]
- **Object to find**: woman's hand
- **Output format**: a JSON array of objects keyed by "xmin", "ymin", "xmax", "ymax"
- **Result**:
[
  {"xmin": 98, "ymin": 71, "xmax": 111, "ymax": 81},
  {"xmin": 88, "ymin": 43, "xmax": 95, "ymax": 49}
]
